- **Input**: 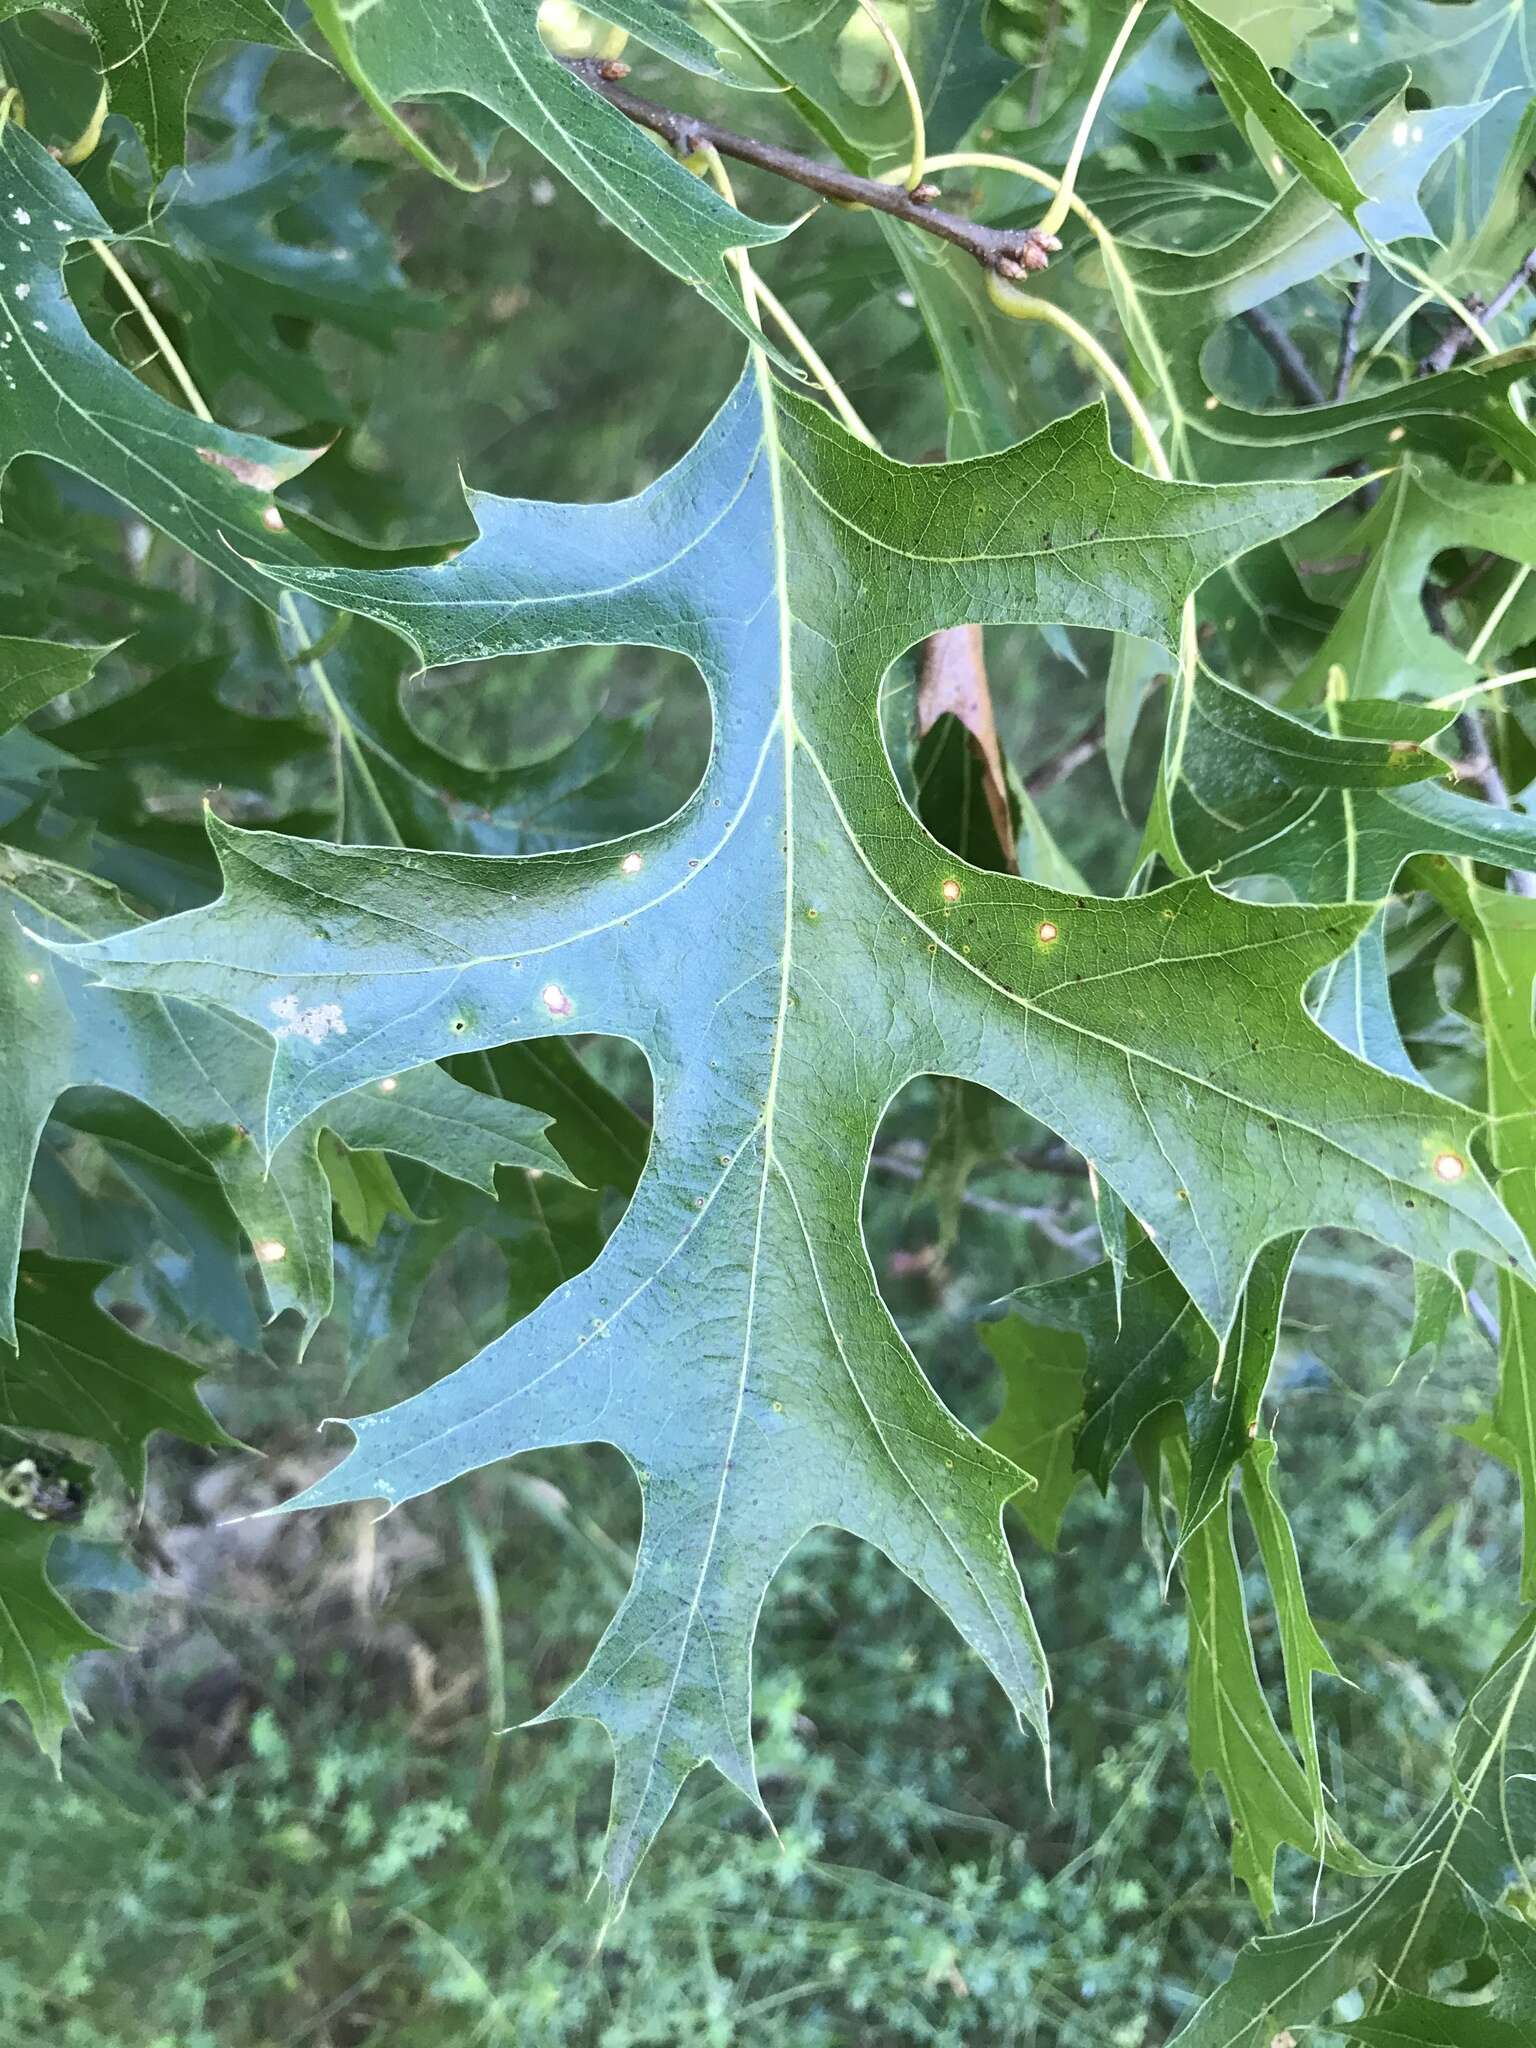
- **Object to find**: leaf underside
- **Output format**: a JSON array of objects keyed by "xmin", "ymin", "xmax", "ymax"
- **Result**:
[{"xmin": 64, "ymin": 359, "xmax": 1529, "ymax": 1897}]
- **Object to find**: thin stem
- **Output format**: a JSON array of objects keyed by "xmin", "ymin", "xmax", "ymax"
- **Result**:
[
  {"xmin": 694, "ymin": 142, "xmax": 762, "ymax": 328},
  {"xmin": 308, "ymin": 0, "xmax": 486, "ymax": 192},
  {"xmin": 59, "ymin": 79, "xmax": 108, "ymax": 167},
  {"xmin": 278, "ymin": 591, "xmax": 404, "ymax": 844},
  {"xmin": 1037, "ymin": 0, "xmax": 1147, "ymax": 239},
  {"xmin": 1242, "ymin": 304, "xmax": 1326, "ymax": 407},
  {"xmin": 1431, "ymin": 665, "xmax": 1536, "ymax": 710},
  {"xmin": 1467, "ymin": 566, "xmax": 1531, "ymax": 665},
  {"xmin": 560, "ymin": 59, "xmax": 1059, "ymax": 276},
  {"xmin": 455, "ymin": 1496, "xmax": 508, "ymax": 1799},
  {"xmin": 91, "ymin": 239, "xmax": 212, "ymax": 421},
  {"xmin": 902, "ymin": 149, "xmax": 1103, "ymax": 236},
  {"xmin": 1395, "ymin": 253, "xmax": 1503, "ymax": 359},
  {"xmin": 912, "ymin": 150, "xmax": 1180, "ymax": 457},
  {"xmin": 84, "ymin": 237, "xmax": 404, "ymax": 842},
  {"xmin": 870, "ymin": 1150, "xmax": 1090, "ymax": 1245},
  {"xmin": 1024, "ymin": 714, "xmax": 1105, "ymax": 796},
  {"xmin": 1421, "ymin": 246, "xmax": 1536, "ymax": 376},
  {"xmin": 986, "ymin": 283, "xmax": 1171, "ymax": 478},
  {"xmin": 1393, "ymin": 253, "xmax": 1528, "ymax": 432},
  {"xmin": 916, "ymin": 148, "xmax": 1197, "ymax": 780},
  {"xmin": 850, "ymin": 0, "xmax": 926, "ymax": 191},
  {"xmin": 1332, "ymin": 261, "xmax": 1368, "ymax": 401},
  {"xmin": 754, "ymin": 276, "xmax": 876, "ymax": 443},
  {"xmin": 696, "ymin": 143, "xmax": 876, "ymax": 444},
  {"xmin": 1397, "ymin": 256, "xmax": 1532, "ymax": 708},
  {"xmin": 1357, "ymin": 286, "xmax": 1431, "ymax": 381},
  {"xmin": 1452, "ymin": 707, "xmax": 1535, "ymax": 894}
]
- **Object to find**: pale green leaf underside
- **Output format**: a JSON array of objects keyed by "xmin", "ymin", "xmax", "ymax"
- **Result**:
[{"xmin": 63, "ymin": 358, "xmax": 1530, "ymax": 1898}]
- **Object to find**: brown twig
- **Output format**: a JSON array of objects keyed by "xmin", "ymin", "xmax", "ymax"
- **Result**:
[
  {"xmin": 1242, "ymin": 305, "xmax": 1326, "ymax": 406},
  {"xmin": 1024, "ymin": 714, "xmax": 1105, "ymax": 796},
  {"xmin": 1331, "ymin": 259, "xmax": 1367, "ymax": 401},
  {"xmin": 1419, "ymin": 246, "xmax": 1536, "ymax": 377},
  {"xmin": 559, "ymin": 57, "xmax": 1060, "ymax": 278},
  {"xmin": 870, "ymin": 1149, "xmax": 1092, "ymax": 1248},
  {"xmin": 1010, "ymin": 1144, "xmax": 1091, "ymax": 1178},
  {"xmin": 1441, "ymin": 550, "xmax": 1499, "ymax": 602},
  {"xmin": 1450, "ymin": 710, "xmax": 1536, "ymax": 896}
]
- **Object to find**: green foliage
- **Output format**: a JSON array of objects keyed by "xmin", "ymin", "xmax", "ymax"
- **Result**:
[
  {"xmin": 0, "ymin": 1294, "xmax": 1518, "ymax": 2043},
  {"xmin": 1, "ymin": 0, "xmax": 1535, "ymax": 2037},
  {"xmin": 0, "ymin": 0, "xmax": 295, "ymax": 177}
]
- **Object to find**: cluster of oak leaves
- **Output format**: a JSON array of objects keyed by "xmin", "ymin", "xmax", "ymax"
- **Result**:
[{"xmin": 4, "ymin": 0, "xmax": 1536, "ymax": 2035}]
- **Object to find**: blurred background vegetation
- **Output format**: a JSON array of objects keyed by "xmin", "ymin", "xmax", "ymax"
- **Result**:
[{"xmin": 0, "ymin": 10, "xmax": 1525, "ymax": 2045}]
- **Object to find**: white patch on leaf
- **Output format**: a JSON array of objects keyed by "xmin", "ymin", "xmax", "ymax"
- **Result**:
[{"xmin": 270, "ymin": 993, "xmax": 348, "ymax": 1043}]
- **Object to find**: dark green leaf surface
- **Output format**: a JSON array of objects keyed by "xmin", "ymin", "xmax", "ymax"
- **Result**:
[
  {"xmin": 293, "ymin": 618, "xmax": 663, "ymax": 855},
  {"xmin": 1177, "ymin": 1618, "xmax": 1536, "ymax": 2046},
  {"xmin": 1344, "ymin": 1994, "xmax": 1531, "ymax": 2046},
  {"xmin": 1110, "ymin": 95, "xmax": 1534, "ymax": 483},
  {"xmin": 305, "ymin": 0, "xmax": 790, "ymax": 345},
  {"xmin": 150, "ymin": 120, "xmax": 440, "ymax": 417},
  {"xmin": 0, "ymin": 1512, "xmax": 110, "ymax": 1761},
  {"xmin": 1171, "ymin": 1434, "xmax": 1353, "ymax": 1917},
  {"xmin": 61, "ymin": 361, "xmax": 1531, "ymax": 1894},
  {"xmin": 992, "ymin": 1234, "xmax": 1294, "ymax": 1518},
  {"xmin": 1306, "ymin": 0, "xmax": 1535, "ymax": 229},
  {"xmin": 1156, "ymin": 672, "xmax": 1536, "ymax": 1073},
  {"xmin": 8, "ymin": 1252, "xmax": 236, "ymax": 1490},
  {"xmin": 0, "ymin": 633, "xmax": 110, "ymax": 737},
  {"xmin": 1161, "ymin": 674, "xmax": 1536, "ymax": 901},
  {"xmin": 0, "ymin": 125, "xmax": 313, "ymax": 603},
  {"xmin": 1239, "ymin": 1438, "xmax": 1350, "ymax": 1879},
  {"xmin": 1173, "ymin": 0, "xmax": 1369, "ymax": 219},
  {"xmin": 0, "ymin": 0, "xmax": 296, "ymax": 176},
  {"xmin": 980, "ymin": 1318, "xmax": 1083, "ymax": 1551},
  {"xmin": 1292, "ymin": 463, "xmax": 1536, "ymax": 703},
  {"xmin": 1476, "ymin": 886, "xmax": 1536, "ymax": 1600}
]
